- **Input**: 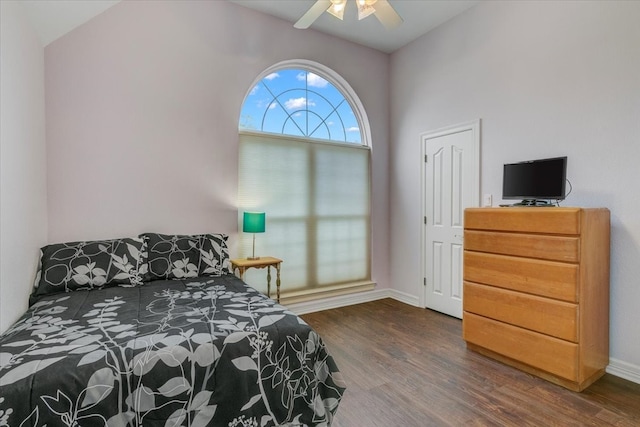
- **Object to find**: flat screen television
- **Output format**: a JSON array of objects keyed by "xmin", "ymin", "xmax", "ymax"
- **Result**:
[{"xmin": 502, "ymin": 156, "xmax": 567, "ymax": 205}]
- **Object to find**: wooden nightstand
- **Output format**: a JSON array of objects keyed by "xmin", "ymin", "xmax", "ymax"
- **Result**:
[{"xmin": 231, "ymin": 257, "xmax": 282, "ymax": 302}]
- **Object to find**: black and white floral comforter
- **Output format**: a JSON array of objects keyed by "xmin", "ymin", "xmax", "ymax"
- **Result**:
[{"xmin": 0, "ymin": 275, "xmax": 345, "ymax": 426}]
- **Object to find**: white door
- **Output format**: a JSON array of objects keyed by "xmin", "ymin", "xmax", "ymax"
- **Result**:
[{"xmin": 422, "ymin": 121, "xmax": 480, "ymax": 318}]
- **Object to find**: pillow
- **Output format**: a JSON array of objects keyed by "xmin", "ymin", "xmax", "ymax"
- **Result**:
[
  {"xmin": 32, "ymin": 237, "xmax": 149, "ymax": 298},
  {"xmin": 141, "ymin": 233, "xmax": 231, "ymax": 280},
  {"xmin": 205, "ymin": 233, "xmax": 232, "ymax": 275}
]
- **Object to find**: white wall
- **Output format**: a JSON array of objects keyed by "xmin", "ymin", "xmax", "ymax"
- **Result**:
[
  {"xmin": 390, "ymin": 0, "xmax": 640, "ymax": 379},
  {"xmin": 44, "ymin": 1, "xmax": 390, "ymax": 288},
  {"xmin": 0, "ymin": 1, "xmax": 48, "ymax": 333}
]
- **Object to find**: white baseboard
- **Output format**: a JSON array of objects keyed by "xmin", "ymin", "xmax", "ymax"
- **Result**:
[
  {"xmin": 286, "ymin": 290, "xmax": 640, "ymax": 387},
  {"xmin": 385, "ymin": 289, "xmax": 421, "ymax": 307},
  {"xmin": 607, "ymin": 358, "xmax": 640, "ymax": 385},
  {"xmin": 285, "ymin": 288, "xmax": 421, "ymax": 316}
]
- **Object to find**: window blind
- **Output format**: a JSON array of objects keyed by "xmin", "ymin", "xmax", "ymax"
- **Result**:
[{"xmin": 238, "ymin": 131, "xmax": 371, "ymax": 296}]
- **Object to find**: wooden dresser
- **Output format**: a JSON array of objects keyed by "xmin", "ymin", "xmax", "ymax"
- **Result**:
[{"xmin": 462, "ymin": 207, "xmax": 610, "ymax": 391}]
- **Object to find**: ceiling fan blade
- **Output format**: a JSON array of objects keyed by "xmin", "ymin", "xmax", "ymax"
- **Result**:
[
  {"xmin": 294, "ymin": 0, "xmax": 332, "ymax": 29},
  {"xmin": 373, "ymin": 0, "xmax": 403, "ymax": 30}
]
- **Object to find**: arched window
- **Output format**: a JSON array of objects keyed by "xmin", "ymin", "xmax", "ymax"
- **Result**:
[
  {"xmin": 240, "ymin": 68, "xmax": 363, "ymax": 144},
  {"xmin": 238, "ymin": 60, "xmax": 373, "ymax": 301}
]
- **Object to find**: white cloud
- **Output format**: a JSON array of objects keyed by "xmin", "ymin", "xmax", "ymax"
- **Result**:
[
  {"xmin": 347, "ymin": 126, "xmax": 360, "ymax": 132},
  {"xmin": 308, "ymin": 73, "xmax": 328, "ymax": 87},
  {"xmin": 257, "ymin": 98, "xmax": 278, "ymax": 110},
  {"xmin": 296, "ymin": 72, "xmax": 328, "ymax": 88},
  {"xmin": 264, "ymin": 72, "xmax": 279, "ymax": 80},
  {"xmin": 284, "ymin": 97, "xmax": 315, "ymax": 110},
  {"xmin": 249, "ymin": 85, "xmax": 259, "ymax": 96}
]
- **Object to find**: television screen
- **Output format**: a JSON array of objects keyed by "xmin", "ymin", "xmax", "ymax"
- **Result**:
[{"xmin": 502, "ymin": 156, "xmax": 567, "ymax": 201}]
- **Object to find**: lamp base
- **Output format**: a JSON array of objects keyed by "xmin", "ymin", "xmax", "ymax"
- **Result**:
[{"xmin": 247, "ymin": 256, "xmax": 261, "ymax": 260}]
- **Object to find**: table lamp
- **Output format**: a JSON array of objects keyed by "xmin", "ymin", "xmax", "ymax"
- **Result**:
[{"xmin": 243, "ymin": 211, "xmax": 265, "ymax": 260}]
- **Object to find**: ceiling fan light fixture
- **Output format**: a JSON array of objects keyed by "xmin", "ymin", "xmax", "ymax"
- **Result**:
[
  {"xmin": 295, "ymin": 0, "xmax": 401, "ymax": 30},
  {"xmin": 327, "ymin": 0, "xmax": 346, "ymax": 20},
  {"xmin": 357, "ymin": 3, "xmax": 376, "ymax": 20}
]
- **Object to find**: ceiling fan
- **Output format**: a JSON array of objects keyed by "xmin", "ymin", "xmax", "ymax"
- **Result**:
[{"xmin": 294, "ymin": 0, "xmax": 403, "ymax": 30}]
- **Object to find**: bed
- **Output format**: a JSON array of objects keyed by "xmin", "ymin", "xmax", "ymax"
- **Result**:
[{"xmin": 0, "ymin": 233, "xmax": 345, "ymax": 426}]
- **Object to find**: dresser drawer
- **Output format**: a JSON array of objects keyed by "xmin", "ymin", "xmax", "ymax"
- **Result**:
[
  {"xmin": 464, "ymin": 230, "xmax": 580, "ymax": 262},
  {"xmin": 463, "ymin": 312, "xmax": 578, "ymax": 381},
  {"xmin": 463, "ymin": 251, "xmax": 578, "ymax": 302},
  {"xmin": 464, "ymin": 282, "xmax": 578, "ymax": 341},
  {"xmin": 465, "ymin": 208, "xmax": 581, "ymax": 235}
]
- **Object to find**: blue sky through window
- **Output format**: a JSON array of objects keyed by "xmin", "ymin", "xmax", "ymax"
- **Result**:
[{"xmin": 240, "ymin": 69, "xmax": 361, "ymax": 144}]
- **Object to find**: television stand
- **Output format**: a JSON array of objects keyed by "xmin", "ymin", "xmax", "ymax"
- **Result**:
[{"xmin": 501, "ymin": 199, "xmax": 554, "ymax": 207}]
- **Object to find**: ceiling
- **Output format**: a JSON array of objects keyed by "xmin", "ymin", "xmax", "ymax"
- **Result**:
[
  {"xmin": 20, "ymin": 0, "xmax": 121, "ymax": 46},
  {"xmin": 20, "ymin": 0, "xmax": 478, "ymax": 53},
  {"xmin": 229, "ymin": 0, "xmax": 479, "ymax": 53}
]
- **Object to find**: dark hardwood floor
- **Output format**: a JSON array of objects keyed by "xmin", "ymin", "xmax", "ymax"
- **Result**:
[{"xmin": 302, "ymin": 299, "xmax": 640, "ymax": 427}]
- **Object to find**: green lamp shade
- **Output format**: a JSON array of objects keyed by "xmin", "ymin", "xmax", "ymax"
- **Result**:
[{"xmin": 243, "ymin": 212, "xmax": 265, "ymax": 233}]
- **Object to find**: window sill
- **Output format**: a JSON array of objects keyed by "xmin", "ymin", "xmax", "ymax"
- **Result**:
[{"xmin": 279, "ymin": 281, "xmax": 376, "ymax": 306}]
